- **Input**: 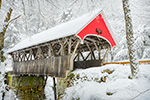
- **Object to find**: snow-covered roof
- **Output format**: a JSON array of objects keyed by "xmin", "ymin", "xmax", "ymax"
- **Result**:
[{"xmin": 8, "ymin": 10, "xmax": 116, "ymax": 53}]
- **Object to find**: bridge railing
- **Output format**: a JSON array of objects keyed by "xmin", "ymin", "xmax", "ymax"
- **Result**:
[{"xmin": 103, "ymin": 59, "xmax": 150, "ymax": 65}]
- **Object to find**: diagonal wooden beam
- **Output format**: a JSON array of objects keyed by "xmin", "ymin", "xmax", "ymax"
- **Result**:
[
  {"xmin": 91, "ymin": 51, "xmax": 96, "ymax": 60},
  {"xmin": 85, "ymin": 52, "xmax": 91, "ymax": 61},
  {"xmin": 101, "ymin": 46, "xmax": 110, "ymax": 65},
  {"xmin": 72, "ymin": 39, "xmax": 80, "ymax": 55},
  {"xmin": 94, "ymin": 42, "xmax": 99, "ymax": 51},
  {"xmin": 79, "ymin": 51, "xmax": 85, "ymax": 61},
  {"xmin": 73, "ymin": 54, "xmax": 78, "ymax": 61},
  {"xmin": 85, "ymin": 42, "xmax": 92, "ymax": 51}
]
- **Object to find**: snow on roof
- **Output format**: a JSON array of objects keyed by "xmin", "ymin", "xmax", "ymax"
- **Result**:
[{"xmin": 8, "ymin": 9, "xmax": 116, "ymax": 53}]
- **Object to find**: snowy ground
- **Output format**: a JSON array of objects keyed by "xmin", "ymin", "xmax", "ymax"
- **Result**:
[
  {"xmin": 1, "ymin": 59, "xmax": 150, "ymax": 100},
  {"xmin": 61, "ymin": 64, "xmax": 150, "ymax": 100}
]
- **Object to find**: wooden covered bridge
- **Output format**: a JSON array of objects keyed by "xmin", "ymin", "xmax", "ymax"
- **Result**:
[{"xmin": 8, "ymin": 10, "xmax": 117, "ymax": 78}]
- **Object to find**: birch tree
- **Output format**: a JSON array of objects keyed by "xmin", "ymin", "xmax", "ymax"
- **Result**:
[{"xmin": 122, "ymin": 0, "xmax": 139, "ymax": 78}]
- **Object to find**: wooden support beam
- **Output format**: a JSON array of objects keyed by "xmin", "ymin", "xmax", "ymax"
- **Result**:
[
  {"xmin": 77, "ymin": 51, "xmax": 80, "ymax": 61},
  {"xmin": 49, "ymin": 43, "xmax": 55, "ymax": 56},
  {"xmin": 79, "ymin": 51, "xmax": 85, "ymax": 61},
  {"xmin": 72, "ymin": 39, "xmax": 80, "ymax": 55},
  {"xmin": 94, "ymin": 42, "xmax": 99, "ymax": 51},
  {"xmin": 85, "ymin": 42, "xmax": 92, "ymax": 51},
  {"xmin": 85, "ymin": 37, "xmax": 98, "ymax": 43},
  {"xmin": 35, "ymin": 48, "xmax": 39, "ymax": 59},
  {"xmin": 71, "ymin": 38, "xmax": 78, "ymax": 47},
  {"xmin": 16, "ymin": 76, "xmax": 22, "ymax": 95},
  {"xmin": 73, "ymin": 54, "xmax": 78, "ymax": 61},
  {"xmin": 101, "ymin": 46, "xmax": 110, "ymax": 65},
  {"xmin": 59, "ymin": 39, "xmax": 65, "ymax": 56},
  {"xmin": 85, "ymin": 38, "xmax": 99, "ymax": 51},
  {"xmin": 47, "ymin": 43, "xmax": 52, "ymax": 57},
  {"xmin": 98, "ymin": 47, "xmax": 101, "ymax": 60},
  {"xmin": 11, "ymin": 53, "xmax": 15, "ymax": 61},
  {"xmin": 68, "ymin": 38, "xmax": 72, "ymax": 54},
  {"xmin": 17, "ymin": 52, "xmax": 20, "ymax": 62},
  {"xmin": 42, "ymin": 75, "xmax": 48, "ymax": 91},
  {"xmin": 30, "ymin": 49, "xmax": 33, "ymax": 60},
  {"xmin": 18, "ymin": 53, "xmax": 21, "ymax": 62},
  {"xmin": 35, "ymin": 47, "xmax": 44, "ymax": 59},
  {"xmin": 23, "ymin": 51, "xmax": 26, "ymax": 61},
  {"xmin": 20, "ymin": 53, "xmax": 23, "ymax": 62},
  {"xmin": 91, "ymin": 51, "xmax": 93, "ymax": 60},
  {"xmin": 63, "ymin": 38, "xmax": 69, "ymax": 48},
  {"xmin": 85, "ymin": 52, "xmax": 91, "ymax": 61},
  {"xmin": 39, "ymin": 47, "xmax": 44, "ymax": 58},
  {"xmin": 91, "ymin": 51, "xmax": 96, "ymax": 60},
  {"xmin": 56, "ymin": 44, "xmax": 62, "ymax": 56},
  {"xmin": 26, "ymin": 53, "xmax": 30, "ymax": 61},
  {"xmin": 53, "ymin": 77, "xmax": 57, "ymax": 100}
]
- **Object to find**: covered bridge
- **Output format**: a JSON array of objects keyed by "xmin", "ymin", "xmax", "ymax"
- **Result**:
[{"xmin": 8, "ymin": 10, "xmax": 117, "ymax": 78}]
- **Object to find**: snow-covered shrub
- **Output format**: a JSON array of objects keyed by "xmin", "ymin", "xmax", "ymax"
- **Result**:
[
  {"xmin": 143, "ymin": 48, "xmax": 150, "ymax": 58},
  {"xmin": 113, "ymin": 24, "xmax": 150, "ymax": 61},
  {"xmin": 134, "ymin": 31, "xmax": 145, "ymax": 59},
  {"xmin": 114, "ymin": 49, "xmax": 129, "ymax": 61}
]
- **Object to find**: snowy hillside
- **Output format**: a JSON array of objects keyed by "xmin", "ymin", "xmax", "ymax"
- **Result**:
[{"xmin": 61, "ymin": 64, "xmax": 150, "ymax": 100}]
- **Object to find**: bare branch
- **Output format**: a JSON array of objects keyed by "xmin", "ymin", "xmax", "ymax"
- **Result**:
[{"xmin": 8, "ymin": 15, "xmax": 21, "ymax": 25}]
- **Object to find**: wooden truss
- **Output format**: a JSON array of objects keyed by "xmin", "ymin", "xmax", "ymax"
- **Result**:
[{"xmin": 10, "ymin": 35, "xmax": 110, "ymax": 77}]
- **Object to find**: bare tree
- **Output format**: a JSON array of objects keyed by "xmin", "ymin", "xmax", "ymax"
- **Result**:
[
  {"xmin": 0, "ymin": 8, "xmax": 12, "ymax": 62},
  {"xmin": 122, "ymin": 0, "xmax": 139, "ymax": 78},
  {"xmin": 0, "ymin": 7, "xmax": 20, "ymax": 63}
]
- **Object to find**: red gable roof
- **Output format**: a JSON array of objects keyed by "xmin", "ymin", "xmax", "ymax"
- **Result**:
[{"xmin": 76, "ymin": 12, "xmax": 116, "ymax": 48}]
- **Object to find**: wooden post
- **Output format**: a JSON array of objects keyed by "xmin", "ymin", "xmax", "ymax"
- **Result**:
[
  {"xmin": 77, "ymin": 51, "xmax": 80, "ymax": 61},
  {"xmin": 42, "ymin": 75, "xmax": 48, "ymax": 91},
  {"xmin": 101, "ymin": 46, "xmax": 110, "ymax": 65},
  {"xmin": 68, "ymin": 38, "xmax": 71, "ymax": 54},
  {"xmin": 53, "ymin": 77, "xmax": 57, "ymax": 100},
  {"xmin": 16, "ymin": 76, "xmax": 22, "ymax": 95},
  {"xmin": 72, "ymin": 39, "xmax": 80, "ymax": 55},
  {"xmin": 98, "ymin": 47, "xmax": 101, "ymax": 60},
  {"xmin": 60, "ymin": 39, "xmax": 65, "ymax": 56}
]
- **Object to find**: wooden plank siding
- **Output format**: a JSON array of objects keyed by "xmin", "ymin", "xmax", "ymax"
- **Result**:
[
  {"xmin": 74, "ymin": 60, "xmax": 102, "ymax": 69},
  {"xmin": 13, "ymin": 55, "xmax": 73, "ymax": 77}
]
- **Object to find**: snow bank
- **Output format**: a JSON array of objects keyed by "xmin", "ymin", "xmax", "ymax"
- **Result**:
[{"xmin": 61, "ymin": 64, "xmax": 150, "ymax": 100}]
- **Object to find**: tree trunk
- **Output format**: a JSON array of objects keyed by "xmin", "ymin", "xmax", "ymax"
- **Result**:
[
  {"xmin": 0, "ymin": 0, "xmax": 1, "ymax": 9},
  {"xmin": 0, "ymin": 8, "xmax": 13, "ymax": 49},
  {"xmin": 0, "ymin": 8, "xmax": 12, "ymax": 62},
  {"xmin": 122, "ymin": 0, "xmax": 139, "ymax": 78}
]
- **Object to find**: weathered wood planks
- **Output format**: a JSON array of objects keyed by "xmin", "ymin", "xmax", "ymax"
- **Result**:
[
  {"xmin": 74, "ymin": 60, "xmax": 102, "ymax": 69},
  {"xmin": 13, "ymin": 55, "xmax": 73, "ymax": 77}
]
